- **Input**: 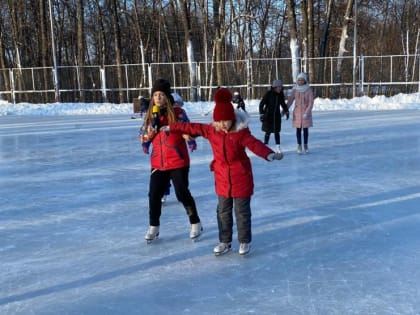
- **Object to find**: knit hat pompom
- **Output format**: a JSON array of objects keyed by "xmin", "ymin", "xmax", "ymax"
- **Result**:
[
  {"xmin": 213, "ymin": 88, "xmax": 235, "ymax": 121},
  {"xmin": 214, "ymin": 87, "xmax": 233, "ymax": 104}
]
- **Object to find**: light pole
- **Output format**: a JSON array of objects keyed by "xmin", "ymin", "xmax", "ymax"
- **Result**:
[
  {"xmin": 48, "ymin": 0, "xmax": 60, "ymax": 102},
  {"xmin": 352, "ymin": 0, "xmax": 357, "ymax": 98}
]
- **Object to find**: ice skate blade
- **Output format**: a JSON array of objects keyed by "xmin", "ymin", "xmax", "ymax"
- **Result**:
[
  {"xmin": 146, "ymin": 238, "xmax": 158, "ymax": 244},
  {"xmin": 145, "ymin": 234, "xmax": 159, "ymax": 244},
  {"xmin": 214, "ymin": 248, "xmax": 232, "ymax": 256},
  {"xmin": 191, "ymin": 234, "xmax": 202, "ymax": 242}
]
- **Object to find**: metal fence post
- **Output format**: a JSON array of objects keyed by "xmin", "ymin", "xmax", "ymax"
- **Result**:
[
  {"xmin": 10, "ymin": 69, "xmax": 15, "ymax": 104},
  {"xmin": 100, "ymin": 68, "xmax": 107, "ymax": 102}
]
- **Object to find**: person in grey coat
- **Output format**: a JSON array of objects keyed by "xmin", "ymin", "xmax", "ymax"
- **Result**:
[{"xmin": 259, "ymin": 80, "xmax": 289, "ymax": 152}]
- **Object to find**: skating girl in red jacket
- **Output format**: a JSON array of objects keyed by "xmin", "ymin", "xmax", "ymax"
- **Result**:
[
  {"xmin": 163, "ymin": 88, "xmax": 283, "ymax": 255},
  {"xmin": 139, "ymin": 79, "xmax": 202, "ymax": 242}
]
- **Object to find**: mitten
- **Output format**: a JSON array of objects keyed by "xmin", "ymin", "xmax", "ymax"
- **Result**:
[
  {"xmin": 303, "ymin": 113, "xmax": 308, "ymax": 119},
  {"xmin": 268, "ymin": 152, "xmax": 283, "ymax": 161},
  {"xmin": 187, "ymin": 139, "xmax": 197, "ymax": 152},
  {"xmin": 142, "ymin": 141, "xmax": 151, "ymax": 154},
  {"xmin": 160, "ymin": 125, "xmax": 170, "ymax": 132}
]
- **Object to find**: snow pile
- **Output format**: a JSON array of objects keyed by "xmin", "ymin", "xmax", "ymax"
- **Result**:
[{"xmin": 0, "ymin": 92, "xmax": 420, "ymax": 116}]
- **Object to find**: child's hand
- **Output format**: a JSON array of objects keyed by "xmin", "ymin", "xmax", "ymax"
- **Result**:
[
  {"xmin": 187, "ymin": 139, "xmax": 197, "ymax": 152},
  {"xmin": 142, "ymin": 141, "xmax": 151, "ymax": 154},
  {"xmin": 268, "ymin": 152, "xmax": 283, "ymax": 161}
]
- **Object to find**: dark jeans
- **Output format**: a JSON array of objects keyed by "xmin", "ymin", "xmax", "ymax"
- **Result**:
[
  {"xmin": 264, "ymin": 132, "xmax": 280, "ymax": 145},
  {"xmin": 148, "ymin": 167, "xmax": 200, "ymax": 226},
  {"xmin": 216, "ymin": 196, "xmax": 252, "ymax": 243},
  {"xmin": 296, "ymin": 128, "xmax": 309, "ymax": 145}
]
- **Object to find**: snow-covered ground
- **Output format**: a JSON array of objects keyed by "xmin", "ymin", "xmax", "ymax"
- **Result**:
[
  {"xmin": 1, "ymin": 93, "xmax": 420, "ymax": 314},
  {"xmin": 1, "ymin": 92, "xmax": 420, "ymax": 116}
]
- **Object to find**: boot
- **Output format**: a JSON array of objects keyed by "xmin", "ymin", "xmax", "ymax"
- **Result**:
[
  {"xmin": 297, "ymin": 144, "xmax": 302, "ymax": 154},
  {"xmin": 190, "ymin": 222, "xmax": 203, "ymax": 239},
  {"xmin": 213, "ymin": 242, "xmax": 232, "ymax": 255},
  {"xmin": 239, "ymin": 242, "xmax": 251, "ymax": 255},
  {"xmin": 304, "ymin": 144, "xmax": 309, "ymax": 153},
  {"xmin": 145, "ymin": 226, "xmax": 160, "ymax": 241}
]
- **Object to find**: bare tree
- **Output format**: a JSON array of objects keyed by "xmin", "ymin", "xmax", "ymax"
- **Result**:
[
  {"xmin": 76, "ymin": 0, "xmax": 85, "ymax": 101},
  {"xmin": 334, "ymin": 0, "xmax": 353, "ymax": 89},
  {"xmin": 285, "ymin": 0, "xmax": 301, "ymax": 81},
  {"xmin": 7, "ymin": 0, "xmax": 24, "ymax": 94},
  {"xmin": 306, "ymin": 0, "xmax": 315, "ymax": 81},
  {"xmin": 178, "ymin": 0, "xmax": 199, "ymax": 100},
  {"xmin": 0, "ymin": 13, "xmax": 10, "ymax": 94},
  {"xmin": 111, "ymin": 0, "xmax": 125, "ymax": 103},
  {"xmin": 318, "ymin": 0, "xmax": 334, "ymax": 85}
]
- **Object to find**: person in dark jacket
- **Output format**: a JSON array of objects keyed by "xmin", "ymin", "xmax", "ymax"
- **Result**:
[
  {"xmin": 138, "ymin": 79, "xmax": 202, "ymax": 242},
  {"xmin": 259, "ymin": 80, "xmax": 289, "ymax": 152},
  {"xmin": 164, "ymin": 88, "xmax": 284, "ymax": 256},
  {"xmin": 232, "ymin": 91, "xmax": 246, "ymax": 111}
]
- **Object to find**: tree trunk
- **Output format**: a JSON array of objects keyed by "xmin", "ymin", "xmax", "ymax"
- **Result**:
[
  {"xmin": 286, "ymin": 0, "xmax": 301, "ymax": 82},
  {"xmin": 179, "ymin": 0, "xmax": 198, "ymax": 100},
  {"xmin": 133, "ymin": 0, "xmax": 147, "ymax": 88},
  {"xmin": 335, "ymin": 0, "xmax": 353, "ymax": 92},
  {"xmin": 111, "ymin": 0, "xmax": 124, "ymax": 103},
  {"xmin": 213, "ymin": 0, "xmax": 226, "ymax": 87},
  {"xmin": 301, "ymin": 0, "xmax": 308, "ymax": 73},
  {"xmin": 307, "ymin": 0, "xmax": 315, "ymax": 82},
  {"xmin": 0, "ymin": 14, "xmax": 11, "ymax": 97},
  {"xmin": 7, "ymin": 0, "xmax": 24, "ymax": 95},
  {"xmin": 76, "ymin": 0, "xmax": 85, "ymax": 102},
  {"xmin": 39, "ymin": 0, "xmax": 49, "ymax": 101},
  {"xmin": 318, "ymin": 0, "xmax": 333, "ymax": 86}
]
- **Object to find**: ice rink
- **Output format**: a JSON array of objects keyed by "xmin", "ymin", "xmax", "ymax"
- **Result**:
[{"xmin": 1, "ymin": 110, "xmax": 420, "ymax": 314}]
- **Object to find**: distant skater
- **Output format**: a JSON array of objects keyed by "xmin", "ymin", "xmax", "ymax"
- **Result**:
[
  {"xmin": 259, "ymin": 80, "xmax": 289, "ymax": 153},
  {"xmin": 287, "ymin": 73, "xmax": 314, "ymax": 154}
]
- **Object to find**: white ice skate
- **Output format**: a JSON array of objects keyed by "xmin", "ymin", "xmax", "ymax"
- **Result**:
[
  {"xmin": 190, "ymin": 222, "xmax": 203, "ymax": 241},
  {"xmin": 297, "ymin": 144, "xmax": 302, "ymax": 155},
  {"xmin": 213, "ymin": 242, "xmax": 232, "ymax": 256},
  {"xmin": 145, "ymin": 226, "xmax": 160, "ymax": 244},
  {"xmin": 239, "ymin": 242, "xmax": 251, "ymax": 255}
]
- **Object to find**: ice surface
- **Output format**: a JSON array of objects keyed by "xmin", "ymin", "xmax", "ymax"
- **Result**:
[{"xmin": 1, "ymin": 109, "xmax": 420, "ymax": 315}]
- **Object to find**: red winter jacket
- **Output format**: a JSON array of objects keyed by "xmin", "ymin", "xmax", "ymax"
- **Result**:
[
  {"xmin": 150, "ymin": 107, "xmax": 190, "ymax": 170},
  {"xmin": 170, "ymin": 111, "xmax": 273, "ymax": 198}
]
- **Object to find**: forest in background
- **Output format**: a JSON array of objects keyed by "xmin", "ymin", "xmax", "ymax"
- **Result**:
[{"xmin": 0, "ymin": 0, "xmax": 419, "ymax": 103}]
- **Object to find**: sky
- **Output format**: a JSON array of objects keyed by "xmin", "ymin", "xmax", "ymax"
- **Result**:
[{"xmin": 1, "ymin": 92, "xmax": 420, "ymax": 314}]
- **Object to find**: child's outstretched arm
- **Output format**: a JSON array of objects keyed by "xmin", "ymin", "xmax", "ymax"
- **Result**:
[{"xmin": 161, "ymin": 122, "xmax": 211, "ymax": 139}]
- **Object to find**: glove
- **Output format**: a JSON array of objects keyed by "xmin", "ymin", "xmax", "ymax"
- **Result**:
[
  {"xmin": 160, "ymin": 125, "xmax": 170, "ymax": 132},
  {"xmin": 259, "ymin": 114, "xmax": 264, "ymax": 122},
  {"xmin": 284, "ymin": 111, "xmax": 289, "ymax": 120},
  {"xmin": 268, "ymin": 152, "xmax": 283, "ymax": 161},
  {"xmin": 142, "ymin": 141, "xmax": 151, "ymax": 154},
  {"xmin": 303, "ymin": 113, "xmax": 308, "ymax": 120},
  {"xmin": 187, "ymin": 139, "xmax": 197, "ymax": 152}
]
